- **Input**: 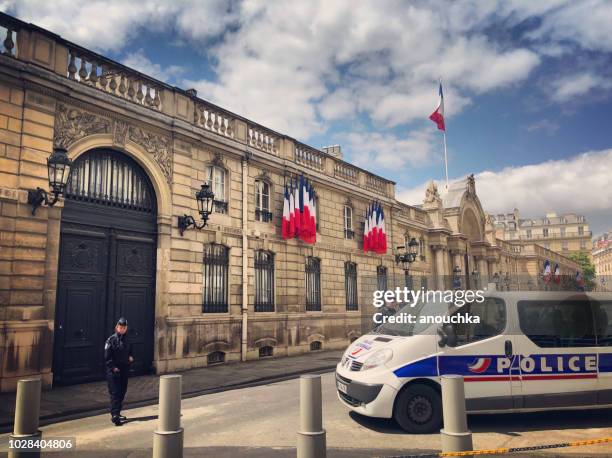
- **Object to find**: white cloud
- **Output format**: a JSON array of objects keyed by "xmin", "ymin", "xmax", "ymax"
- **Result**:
[
  {"xmin": 551, "ymin": 73, "xmax": 611, "ymax": 102},
  {"xmin": 122, "ymin": 49, "xmax": 185, "ymax": 83},
  {"xmin": 525, "ymin": 119, "xmax": 559, "ymax": 135},
  {"xmin": 342, "ymin": 128, "xmax": 438, "ymax": 171},
  {"xmin": 398, "ymin": 149, "xmax": 612, "ymax": 220}
]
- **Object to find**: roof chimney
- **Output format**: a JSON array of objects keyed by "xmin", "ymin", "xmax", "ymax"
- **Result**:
[{"xmin": 322, "ymin": 145, "xmax": 342, "ymax": 159}]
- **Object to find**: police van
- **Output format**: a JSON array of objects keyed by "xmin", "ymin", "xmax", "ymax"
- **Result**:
[{"xmin": 335, "ymin": 291, "xmax": 612, "ymax": 433}]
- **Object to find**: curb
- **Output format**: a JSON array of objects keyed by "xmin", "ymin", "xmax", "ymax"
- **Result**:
[{"xmin": 0, "ymin": 364, "xmax": 337, "ymax": 433}]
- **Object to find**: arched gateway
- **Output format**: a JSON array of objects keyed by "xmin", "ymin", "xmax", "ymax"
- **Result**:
[{"xmin": 53, "ymin": 148, "xmax": 157, "ymax": 385}]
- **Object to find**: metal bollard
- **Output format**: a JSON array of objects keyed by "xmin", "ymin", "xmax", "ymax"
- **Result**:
[
  {"xmin": 9, "ymin": 378, "xmax": 42, "ymax": 458},
  {"xmin": 153, "ymin": 375, "xmax": 184, "ymax": 458},
  {"xmin": 440, "ymin": 375, "xmax": 473, "ymax": 453},
  {"xmin": 297, "ymin": 374, "xmax": 326, "ymax": 458}
]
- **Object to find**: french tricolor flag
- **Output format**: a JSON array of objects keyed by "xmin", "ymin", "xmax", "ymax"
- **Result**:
[
  {"xmin": 363, "ymin": 201, "xmax": 387, "ymax": 254},
  {"xmin": 429, "ymin": 81, "xmax": 445, "ymax": 131}
]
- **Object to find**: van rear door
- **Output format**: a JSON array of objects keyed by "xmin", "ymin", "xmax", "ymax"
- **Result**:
[
  {"xmin": 593, "ymin": 298, "xmax": 612, "ymax": 404},
  {"xmin": 516, "ymin": 298, "xmax": 598, "ymax": 408}
]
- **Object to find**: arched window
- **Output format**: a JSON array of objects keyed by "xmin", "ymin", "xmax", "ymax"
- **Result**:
[
  {"xmin": 203, "ymin": 244, "xmax": 229, "ymax": 313},
  {"xmin": 345, "ymin": 261, "xmax": 358, "ymax": 310},
  {"xmin": 310, "ymin": 341, "xmax": 322, "ymax": 351},
  {"xmin": 305, "ymin": 257, "xmax": 321, "ymax": 311},
  {"xmin": 255, "ymin": 250, "xmax": 274, "ymax": 312},
  {"xmin": 344, "ymin": 205, "xmax": 354, "ymax": 239},
  {"xmin": 255, "ymin": 179, "xmax": 272, "ymax": 222},
  {"xmin": 207, "ymin": 351, "xmax": 225, "ymax": 365},
  {"xmin": 206, "ymin": 165, "xmax": 227, "ymax": 214}
]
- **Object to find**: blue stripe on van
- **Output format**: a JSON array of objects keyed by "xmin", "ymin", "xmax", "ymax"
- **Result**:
[
  {"xmin": 393, "ymin": 356, "xmax": 437, "ymax": 377},
  {"xmin": 600, "ymin": 354, "xmax": 612, "ymax": 373}
]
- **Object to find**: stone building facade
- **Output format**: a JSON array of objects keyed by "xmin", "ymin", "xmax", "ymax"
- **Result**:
[
  {"xmin": 0, "ymin": 14, "xmax": 581, "ymax": 391},
  {"xmin": 493, "ymin": 210, "xmax": 592, "ymax": 257}
]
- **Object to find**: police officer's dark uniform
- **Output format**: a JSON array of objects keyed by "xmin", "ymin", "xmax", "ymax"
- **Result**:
[{"xmin": 104, "ymin": 317, "xmax": 133, "ymax": 426}]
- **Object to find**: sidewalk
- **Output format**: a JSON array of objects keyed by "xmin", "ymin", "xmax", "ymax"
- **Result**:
[{"xmin": 0, "ymin": 349, "xmax": 343, "ymax": 432}]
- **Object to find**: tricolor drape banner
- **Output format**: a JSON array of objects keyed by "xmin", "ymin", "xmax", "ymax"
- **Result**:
[
  {"xmin": 554, "ymin": 263, "xmax": 561, "ymax": 284},
  {"xmin": 282, "ymin": 175, "xmax": 316, "ymax": 244},
  {"xmin": 543, "ymin": 259, "xmax": 551, "ymax": 283},
  {"xmin": 363, "ymin": 201, "xmax": 387, "ymax": 254}
]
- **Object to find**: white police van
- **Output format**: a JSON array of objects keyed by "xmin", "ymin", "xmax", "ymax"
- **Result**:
[{"xmin": 335, "ymin": 291, "xmax": 612, "ymax": 433}]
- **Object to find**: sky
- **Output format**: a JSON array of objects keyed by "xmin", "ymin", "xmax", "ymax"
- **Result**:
[{"xmin": 3, "ymin": 0, "xmax": 612, "ymax": 235}]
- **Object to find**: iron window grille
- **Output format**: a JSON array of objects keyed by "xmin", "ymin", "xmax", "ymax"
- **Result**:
[
  {"xmin": 420, "ymin": 276, "xmax": 428, "ymax": 290},
  {"xmin": 259, "ymin": 346, "xmax": 274, "ymax": 358},
  {"xmin": 345, "ymin": 261, "xmax": 358, "ymax": 310},
  {"xmin": 377, "ymin": 265, "xmax": 388, "ymax": 291},
  {"xmin": 255, "ymin": 208, "xmax": 273, "ymax": 222},
  {"xmin": 305, "ymin": 257, "xmax": 321, "ymax": 311},
  {"xmin": 65, "ymin": 149, "xmax": 156, "ymax": 213},
  {"xmin": 213, "ymin": 199, "xmax": 228, "ymax": 214},
  {"xmin": 255, "ymin": 180, "xmax": 272, "ymax": 222},
  {"xmin": 310, "ymin": 341, "xmax": 322, "ymax": 351},
  {"xmin": 255, "ymin": 250, "xmax": 275, "ymax": 312},
  {"xmin": 203, "ymin": 244, "xmax": 229, "ymax": 313},
  {"xmin": 207, "ymin": 351, "xmax": 225, "ymax": 365}
]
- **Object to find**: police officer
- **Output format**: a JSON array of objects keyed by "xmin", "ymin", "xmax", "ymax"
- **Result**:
[{"xmin": 104, "ymin": 317, "xmax": 134, "ymax": 426}]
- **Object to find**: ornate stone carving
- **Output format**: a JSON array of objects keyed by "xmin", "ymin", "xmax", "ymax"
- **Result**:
[
  {"xmin": 128, "ymin": 126, "xmax": 173, "ymax": 184},
  {"xmin": 54, "ymin": 104, "xmax": 111, "ymax": 148},
  {"xmin": 113, "ymin": 119, "xmax": 129, "ymax": 147},
  {"xmin": 467, "ymin": 174, "xmax": 476, "ymax": 196},
  {"xmin": 423, "ymin": 180, "xmax": 441, "ymax": 204},
  {"xmin": 211, "ymin": 151, "xmax": 226, "ymax": 169}
]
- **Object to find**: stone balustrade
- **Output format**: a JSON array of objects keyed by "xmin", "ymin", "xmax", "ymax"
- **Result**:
[
  {"xmin": 0, "ymin": 12, "xmax": 394, "ymax": 200},
  {"xmin": 248, "ymin": 125, "xmax": 278, "ymax": 154},
  {"xmin": 67, "ymin": 48, "xmax": 164, "ymax": 111},
  {"xmin": 334, "ymin": 162, "xmax": 358, "ymax": 184},
  {"xmin": 195, "ymin": 101, "xmax": 235, "ymax": 138},
  {"xmin": 295, "ymin": 143, "xmax": 325, "ymax": 171}
]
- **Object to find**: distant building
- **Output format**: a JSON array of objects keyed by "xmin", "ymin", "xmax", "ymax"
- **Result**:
[
  {"xmin": 593, "ymin": 231, "xmax": 612, "ymax": 281},
  {"xmin": 492, "ymin": 210, "xmax": 592, "ymax": 257}
]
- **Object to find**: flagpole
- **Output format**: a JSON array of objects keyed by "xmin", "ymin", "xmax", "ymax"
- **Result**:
[{"xmin": 443, "ymin": 130, "xmax": 449, "ymax": 190}]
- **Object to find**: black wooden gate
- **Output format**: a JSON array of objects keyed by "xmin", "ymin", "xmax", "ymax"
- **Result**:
[{"xmin": 53, "ymin": 149, "xmax": 157, "ymax": 385}]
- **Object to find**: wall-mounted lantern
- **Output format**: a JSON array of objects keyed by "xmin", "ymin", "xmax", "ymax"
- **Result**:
[
  {"xmin": 27, "ymin": 147, "xmax": 73, "ymax": 215},
  {"xmin": 178, "ymin": 183, "xmax": 215, "ymax": 236},
  {"xmin": 395, "ymin": 237, "xmax": 419, "ymax": 271}
]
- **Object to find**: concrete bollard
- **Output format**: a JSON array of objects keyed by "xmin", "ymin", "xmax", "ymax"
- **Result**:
[
  {"xmin": 297, "ymin": 374, "xmax": 326, "ymax": 458},
  {"xmin": 153, "ymin": 375, "xmax": 184, "ymax": 458},
  {"xmin": 9, "ymin": 378, "xmax": 42, "ymax": 458},
  {"xmin": 440, "ymin": 375, "xmax": 473, "ymax": 454}
]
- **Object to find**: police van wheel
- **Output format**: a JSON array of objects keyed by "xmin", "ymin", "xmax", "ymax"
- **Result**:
[{"xmin": 394, "ymin": 384, "xmax": 442, "ymax": 434}]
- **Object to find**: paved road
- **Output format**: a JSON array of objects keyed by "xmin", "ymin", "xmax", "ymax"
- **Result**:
[{"xmin": 1, "ymin": 372, "xmax": 612, "ymax": 457}]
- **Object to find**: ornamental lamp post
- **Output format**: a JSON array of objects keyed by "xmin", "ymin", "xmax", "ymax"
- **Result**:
[
  {"xmin": 27, "ymin": 147, "xmax": 73, "ymax": 215},
  {"xmin": 395, "ymin": 237, "xmax": 419, "ymax": 271},
  {"xmin": 452, "ymin": 265, "xmax": 462, "ymax": 289},
  {"xmin": 178, "ymin": 183, "xmax": 215, "ymax": 236}
]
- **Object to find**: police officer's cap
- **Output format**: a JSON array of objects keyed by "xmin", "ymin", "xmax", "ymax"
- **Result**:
[{"xmin": 116, "ymin": 317, "xmax": 128, "ymax": 326}]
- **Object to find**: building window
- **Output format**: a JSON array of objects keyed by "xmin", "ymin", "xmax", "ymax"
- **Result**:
[
  {"xmin": 345, "ymin": 261, "xmax": 358, "ymax": 310},
  {"xmin": 203, "ymin": 244, "xmax": 229, "ymax": 313},
  {"xmin": 560, "ymin": 227, "xmax": 566, "ymax": 236},
  {"xmin": 207, "ymin": 351, "xmax": 226, "ymax": 365},
  {"xmin": 206, "ymin": 165, "xmax": 228, "ymax": 214},
  {"xmin": 543, "ymin": 228, "xmax": 549, "ymax": 237},
  {"xmin": 580, "ymin": 240, "xmax": 587, "ymax": 250},
  {"xmin": 526, "ymin": 229, "xmax": 532, "ymax": 239},
  {"xmin": 578, "ymin": 226, "xmax": 584, "ymax": 235},
  {"xmin": 344, "ymin": 205, "xmax": 354, "ymax": 239},
  {"xmin": 420, "ymin": 276, "xmax": 428, "ymax": 289},
  {"xmin": 259, "ymin": 346, "xmax": 274, "ymax": 358},
  {"xmin": 419, "ymin": 237, "xmax": 426, "ymax": 260},
  {"xmin": 255, "ymin": 180, "xmax": 272, "ymax": 222},
  {"xmin": 310, "ymin": 341, "xmax": 322, "ymax": 351},
  {"xmin": 305, "ymin": 257, "xmax": 321, "ymax": 311},
  {"xmin": 377, "ymin": 265, "xmax": 388, "ymax": 291},
  {"xmin": 255, "ymin": 250, "xmax": 274, "ymax": 312}
]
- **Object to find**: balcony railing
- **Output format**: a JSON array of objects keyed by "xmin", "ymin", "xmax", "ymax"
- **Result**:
[{"xmin": 255, "ymin": 208, "xmax": 273, "ymax": 222}]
